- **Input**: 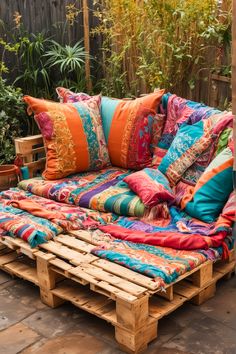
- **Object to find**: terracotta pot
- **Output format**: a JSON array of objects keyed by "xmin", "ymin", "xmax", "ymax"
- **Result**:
[{"xmin": 0, "ymin": 165, "xmax": 19, "ymax": 191}]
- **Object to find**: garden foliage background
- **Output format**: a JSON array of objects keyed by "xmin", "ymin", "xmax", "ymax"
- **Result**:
[{"xmin": 0, "ymin": 0, "xmax": 232, "ymax": 164}]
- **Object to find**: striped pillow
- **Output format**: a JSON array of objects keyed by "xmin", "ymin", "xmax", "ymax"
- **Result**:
[{"xmin": 181, "ymin": 145, "xmax": 234, "ymax": 223}]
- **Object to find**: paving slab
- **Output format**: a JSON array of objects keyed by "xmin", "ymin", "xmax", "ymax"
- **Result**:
[
  {"xmin": 161, "ymin": 316, "xmax": 236, "ymax": 354},
  {"xmin": 20, "ymin": 331, "xmax": 113, "ymax": 354},
  {"xmin": 22, "ymin": 303, "xmax": 87, "ymax": 338},
  {"xmin": 0, "ymin": 287, "xmax": 38, "ymax": 331},
  {"xmin": 0, "ymin": 270, "xmax": 12, "ymax": 285},
  {"xmin": 0, "ymin": 322, "xmax": 40, "ymax": 354},
  {"xmin": 197, "ymin": 276, "xmax": 236, "ymax": 330},
  {"xmin": 6, "ymin": 280, "xmax": 46, "ymax": 310}
]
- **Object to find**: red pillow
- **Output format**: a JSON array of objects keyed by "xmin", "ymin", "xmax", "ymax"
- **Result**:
[{"xmin": 124, "ymin": 168, "xmax": 175, "ymax": 208}]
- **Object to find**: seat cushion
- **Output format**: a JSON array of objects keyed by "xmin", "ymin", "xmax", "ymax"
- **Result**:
[{"xmin": 24, "ymin": 95, "xmax": 110, "ymax": 180}]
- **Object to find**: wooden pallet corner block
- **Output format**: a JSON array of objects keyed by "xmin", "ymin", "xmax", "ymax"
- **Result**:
[
  {"xmin": 14, "ymin": 134, "xmax": 46, "ymax": 177},
  {"xmin": 0, "ymin": 234, "xmax": 235, "ymax": 354}
]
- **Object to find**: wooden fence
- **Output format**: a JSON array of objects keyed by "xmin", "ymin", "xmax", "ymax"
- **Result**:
[
  {"xmin": 0, "ymin": 0, "xmax": 232, "ymax": 107},
  {"xmin": 0, "ymin": 0, "xmax": 100, "ymax": 56}
]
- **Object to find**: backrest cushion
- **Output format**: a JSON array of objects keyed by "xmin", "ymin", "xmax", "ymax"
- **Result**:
[
  {"xmin": 23, "ymin": 95, "xmax": 110, "ymax": 180},
  {"xmin": 158, "ymin": 119, "xmax": 213, "ymax": 185},
  {"xmin": 57, "ymin": 88, "xmax": 165, "ymax": 169},
  {"xmin": 181, "ymin": 143, "xmax": 234, "ymax": 223},
  {"xmin": 152, "ymin": 93, "xmax": 220, "ymax": 166}
]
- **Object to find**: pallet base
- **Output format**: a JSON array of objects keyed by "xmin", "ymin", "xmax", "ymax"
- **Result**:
[{"xmin": 0, "ymin": 234, "xmax": 235, "ymax": 354}]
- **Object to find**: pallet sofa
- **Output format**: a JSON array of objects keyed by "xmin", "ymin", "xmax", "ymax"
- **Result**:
[{"xmin": 0, "ymin": 91, "xmax": 235, "ymax": 353}]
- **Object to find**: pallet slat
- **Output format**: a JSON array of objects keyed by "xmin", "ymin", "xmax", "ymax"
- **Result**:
[{"xmin": 0, "ymin": 235, "xmax": 235, "ymax": 354}]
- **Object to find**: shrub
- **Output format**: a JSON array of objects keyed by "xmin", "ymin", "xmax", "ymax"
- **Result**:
[{"xmin": 0, "ymin": 79, "xmax": 28, "ymax": 164}]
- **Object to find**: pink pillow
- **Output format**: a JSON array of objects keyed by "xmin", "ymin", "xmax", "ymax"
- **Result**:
[{"xmin": 124, "ymin": 168, "xmax": 175, "ymax": 208}]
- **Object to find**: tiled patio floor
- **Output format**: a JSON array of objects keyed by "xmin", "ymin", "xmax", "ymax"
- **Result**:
[{"xmin": 0, "ymin": 270, "xmax": 235, "ymax": 354}]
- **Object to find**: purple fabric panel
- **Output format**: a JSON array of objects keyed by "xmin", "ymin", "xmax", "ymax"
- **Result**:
[{"xmin": 79, "ymin": 179, "xmax": 119, "ymax": 208}]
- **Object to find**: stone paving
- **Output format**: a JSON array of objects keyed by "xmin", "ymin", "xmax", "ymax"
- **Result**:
[{"xmin": 0, "ymin": 270, "xmax": 235, "ymax": 354}]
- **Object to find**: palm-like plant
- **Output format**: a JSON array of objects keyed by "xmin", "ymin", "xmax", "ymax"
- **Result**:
[
  {"xmin": 45, "ymin": 40, "xmax": 90, "ymax": 90},
  {"xmin": 14, "ymin": 32, "xmax": 51, "ymax": 97}
]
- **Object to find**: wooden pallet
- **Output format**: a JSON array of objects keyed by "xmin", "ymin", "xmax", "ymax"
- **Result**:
[
  {"xmin": 15, "ymin": 135, "xmax": 45, "ymax": 177},
  {"xmin": 0, "ymin": 232, "xmax": 235, "ymax": 354}
]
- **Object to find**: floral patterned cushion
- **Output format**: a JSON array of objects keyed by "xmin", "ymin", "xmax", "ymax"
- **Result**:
[{"xmin": 24, "ymin": 95, "xmax": 110, "ymax": 180}]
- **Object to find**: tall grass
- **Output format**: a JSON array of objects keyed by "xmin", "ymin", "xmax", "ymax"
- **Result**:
[{"xmin": 93, "ymin": 0, "xmax": 231, "ymax": 97}]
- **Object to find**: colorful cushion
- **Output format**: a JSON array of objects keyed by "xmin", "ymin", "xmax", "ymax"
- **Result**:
[
  {"xmin": 180, "ymin": 112, "xmax": 234, "ymax": 186},
  {"xmin": 152, "ymin": 93, "xmax": 220, "ymax": 166},
  {"xmin": 150, "ymin": 114, "xmax": 166, "ymax": 153},
  {"xmin": 23, "ymin": 95, "xmax": 110, "ymax": 180},
  {"xmin": 56, "ymin": 87, "xmax": 91, "ymax": 103},
  {"xmin": 57, "ymin": 88, "xmax": 165, "ymax": 169},
  {"xmin": 124, "ymin": 168, "xmax": 175, "ymax": 208},
  {"xmin": 181, "ymin": 145, "xmax": 234, "ymax": 223},
  {"xmin": 158, "ymin": 119, "xmax": 213, "ymax": 185},
  {"xmin": 103, "ymin": 91, "xmax": 165, "ymax": 169}
]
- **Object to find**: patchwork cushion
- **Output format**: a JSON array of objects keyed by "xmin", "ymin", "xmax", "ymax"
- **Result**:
[
  {"xmin": 57, "ymin": 88, "xmax": 165, "ymax": 169},
  {"xmin": 103, "ymin": 91, "xmax": 165, "ymax": 169},
  {"xmin": 180, "ymin": 112, "xmax": 234, "ymax": 186},
  {"xmin": 158, "ymin": 119, "xmax": 213, "ymax": 185},
  {"xmin": 24, "ymin": 95, "xmax": 110, "ymax": 180},
  {"xmin": 152, "ymin": 94, "xmax": 220, "ymax": 166},
  {"xmin": 181, "ymin": 144, "xmax": 234, "ymax": 223},
  {"xmin": 56, "ymin": 87, "xmax": 91, "ymax": 103},
  {"xmin": 150, "ymin": 114, "xmax": 166, "ymax": 153},
  {"xmin": 124, "ymin": 168, "xmax": 175, "ymax": 208}
]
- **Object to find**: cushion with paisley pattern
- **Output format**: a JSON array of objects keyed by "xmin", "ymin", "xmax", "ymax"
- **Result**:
[{"xmin": 24, "ymin": 95, "xmax": 110, "ymax": 180}]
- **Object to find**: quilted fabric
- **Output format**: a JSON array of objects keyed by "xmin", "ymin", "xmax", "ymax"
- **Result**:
[
  {"xmin": 24, "ymin": 95, "xmax": 110, "ymax": 180},
  {"xmin": 158, "ymin": 119, "xmax": 213, "ymax": 185},
  {"xmin": 18, "ymin": 167, "xmax": 146, "ymax": 217},
  {"xmin": 124, "ymin": 168, "xmax": 175, "ymax": 208},
  {"xmin": 181, "ymin": 145, "xmax": 234, "ymax": 223}
]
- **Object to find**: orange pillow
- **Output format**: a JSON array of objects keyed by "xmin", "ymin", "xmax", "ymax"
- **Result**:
[
  {"xmin": 106, "ymin": 90, "xmax": 165, "ymax": 169},
  {"xmin": 23, "ymin": 95, "xmax": 110, "ymax": 180},
  {"xmin": 57, "ymin": 88, "xmax": 165, "ymax": 169}
]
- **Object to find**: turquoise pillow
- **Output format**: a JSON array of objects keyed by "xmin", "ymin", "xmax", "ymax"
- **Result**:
[{"xmin": 181, "ymin": 147, "xmax": 234, "ymax": 223}]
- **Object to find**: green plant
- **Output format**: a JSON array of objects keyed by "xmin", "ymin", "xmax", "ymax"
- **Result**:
[
  {"xmin": 14, "ymin": 32, "xmax": 52, "ymax": 98},
  {"xmin": 93, "ymin": 0, "xmax": 232, "ymax": 97},
  {"xmin": 44, "ymin": 39, "xmax": 89, "ymax": 91},
  {"xmin": 0, "ymin": 79, "xmax": 28, "ymax": 164}
]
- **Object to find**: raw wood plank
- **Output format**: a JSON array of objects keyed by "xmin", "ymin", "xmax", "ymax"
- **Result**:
[
  {"xmin": 94, "ymin": 258, "xmax": 159, "ymax": 291},
  {"xmin": 70, "ymin": 230, "xmax": 99, "ymax": 245},
  {"xmin": 0, "ymin": 251, "xmax": 18, "ymax": 266},
  {"xmin": 49, "ymin": 258, "xmax": 74, "ymax": 272},
  {"xmin": 4, "ymin": 261, "xmax": 38, "ymax": 285},
  {"xmin": 1, "ymin": 237, "xmax": 37, "ymax": 259},
  {"xmin": 174, "ymin": 280, "xmax": 199, "ymax": 299},
  {"xmin": 71, "ymin": 263, "xmax": 146, "ymax": 297},
  {"xmin": 56, "ymin": 234, "xmax": 95, "ymax": 253},
  {"xmin": 39, "ymin": 241, "xmax": 95, "ymax": 264},
  {"xmin": 149, "ymin": 294, "xmax": 187, "ymax": 319},
  {"xmin": 69, "ymin": 265, "xmax": 137, "ymax": 302}
]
